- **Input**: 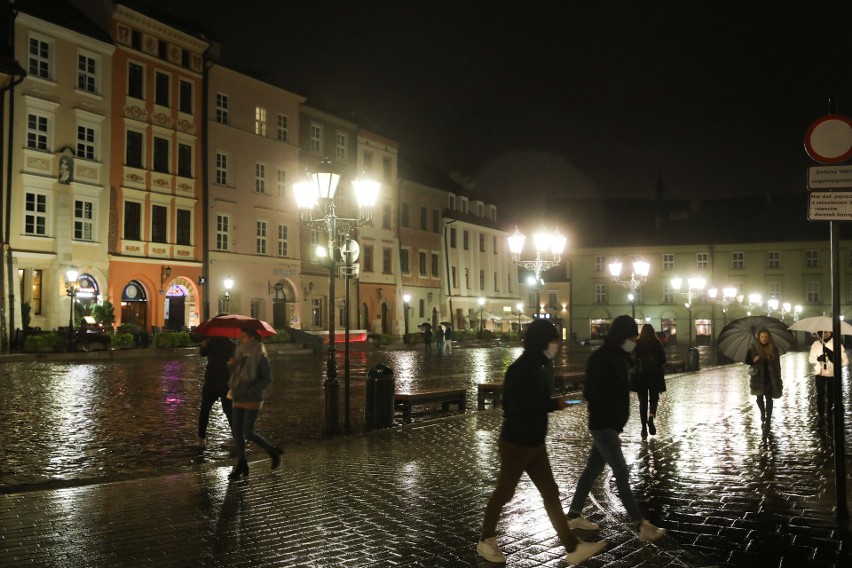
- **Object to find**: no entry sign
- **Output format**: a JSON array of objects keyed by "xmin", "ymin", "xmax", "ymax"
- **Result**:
[{"xmin": 804, "ymin": 115, "xmax": 852, "ymax": 164}]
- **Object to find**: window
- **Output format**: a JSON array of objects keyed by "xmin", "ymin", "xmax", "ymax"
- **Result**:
[
  {"xmin": 128, "ymin": 62, "xmax": 144, "ymax": 98},
  {"xmin": 74, "ymin": 199, "xmax": 94, "ymax": 241},
  {"xmin": 401, "ymin": 203, "xmax": 409, "ymax": 227},
  {"xmin": 595, "ymin": 256, "xmax": 606, "ymax": 273},
  {"xmin": 418, "ymin": 251, "xmax": 426, "ymax": 276},
  {"xmin": 433, "ymin": 210, "xmax": 440, "ymax": 233},
  {"xmin": 126, "ymin": 130, "xmax": 143, "ymax": 167},
  {"xmin": 548, "ymin": 292, "xmax": 558, "ymax": 309},
  {"xmin": 310, "ymin": 123, "xmax": 322, "ymax": 153},
  {"xmin": 251, "ymin": 300, "xmax": 261, "ymax": 321},
  {"xmin": 731, "ymin": 251, "xmax": 744, "ymax": 269},
  {"xmin": 595, "ymin": 284, "xmax": 607, "ymax": 304},
  {"xmin": 431, "ymin": 253, "xmax": 439, "ymax": 277},
  {"xmin": 696, "ymin": 252, "xmax": 708, "ymax": 269},
  {"xmin": 479, "ymin": 270, "xmax": 485, "ymax": 289},
  {"xmin": 24, "ymin": 193, "xmax": 47, "ymax": 236},
  {"xmin": 77, "ymin": 53, "xmax": 97, "ymax": 93},
  {"xmin": 450, "ymin": 228, "xmax": 456, "ymax": 248},
  {"xmin": 179, "ymin": 80, "xmax": 192, "ymax": 114},
  {"xmin": 76, "ymin": 125, "xmax": 95, "ymax": 160},
  {"xmin": 335, "ymin": 131, "xmax": 347, "ymax": 160},
  {"xmin": 311, "ymin": 298, "xmax": 322, "ymax": 327},
  {"xmin": 663, "ymin": 284, "xmax": 674, "ymax": 304},
  {"xmin": 420, "ymin": 206, "xmax": 427, "ymax": 230},
  {"xmin": 479, "ymin": 234, "xmax": 485, "ymax": 252},
  {"xmin": 527, "ymin": 292, "xmax": 537, "ymax": 309},
  {"xmin": 383, "ymin": 156, "xmax": 392, "ymax": 181},
  {"xmin": 123, "ymin": 201, "xmax": 141, "ymax": 240},
  {"xmin": 255, "ymin": 107, "xmax": 267, "ymax": 136},
  {"xmin": 363, "ymin": 245, "xmax": 373, "ymax": 272},
  {"xmin": 28, "ymin": 36, "xmax": 50, "ymax": 80},
  {"xmin": 176, "ymin": 209, "xmax": 191, "ymax": 245},
  {"xmin": 154, "ymin": 72, "xmax": 169, "ymax": 106},
  {"xmin": 662, "ymin": 253, "xmax": 674, "ymax": 271},
  {"xmin": 806, "ymin": 250, "xmax": 819, "ymax": 268},
  {"xmin": 153, "ymin": 137, "xmax": 169, "ymax": 173},
  {"xmin": 277, "ymin": 224, "xmax": 288, "ymax": 257},
  {"xmin": 256, "ymin": 220, "xmax": 268, "ymax": 254},
  {"xmin": 255, "ymin": 163, "xmax": 266, "ymax": 193},
  {"xmin": 215, "ymin": 93, "xmax": 229, "ymax": 124},
  {"xmin": 32, "ymin": 269, "xmax": 42, "ymax": 315},
  {"xmin": 493, "ymin": 272, "xmax": 498, "ymax": 291},
  {"xmin": 492, "ymin": 236, "xmax": 497, "ymax": 254},
  {"xmin": 400, "ymin": 249, "xmax": 410, "ymax": 274},
  {"xmin": 463, "ymin": 231, "xmax": 469, "ymax": 250},
  {"xmin": 419, "ymin": 299, "xmax": 425, "ymax": 318},
  {"xmin": 177, "ymin": 143, "xmax": 192, "ymax": 177},
  {"xmin": 216, "ymin": 214, "xmax": 229, "ymax": 250},
  {"xmin": 768, "ymin": 251, "xmax": 780, "ymax": 269},
  {"xmin": 464, "ymin": 268, "xmax": 469, "ymax": 288},
  {"xmin": 448, "ymin": 195, "xmax": 455, "ymax": 211},
  {"xmin": 768, "ymin": 281, "xmax": 782, "ymax": 298},
  {"xmin": 807, "ymin": 281, "xmax": 820, "ymax": 303},
  {"xmin": 451, "ymin": 266, "xmax": 457, "ymax": 288},
  {"xmin": 26, "ymin": 113, "xmax": 49, "ymax": 150},
  {"xmin": 382, "ymin": 203, "xmax": 391, "ymax": 229},
  {"xmin": 364, "ymin": 151, "xmax": 373, "ymax": 171},
  {"xmin": 382, "ymin": 248, "xmax": 392, "ymax": 273},
  {"xmin": 215, "ymin": 152, "xmax": 228, "ymax": 185},
  {"xmin": 277, "ymin": 114, "xmax": 288, "ymax": 142},
  {"xmin": 277, "ymin": 169, "xmax": 286, "ymax": 198},
  {"xmin": 151, "ymin": 205, "xmax": 167, "ymax": 243}
]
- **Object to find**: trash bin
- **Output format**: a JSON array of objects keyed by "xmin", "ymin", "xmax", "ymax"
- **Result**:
[
  {"xmin": 365, "ymin": 364, "xmax": 395, "ymax": 428},
  {"xmin": 687, "ymin": 346, "xmax": 700, "ymax": 371}
]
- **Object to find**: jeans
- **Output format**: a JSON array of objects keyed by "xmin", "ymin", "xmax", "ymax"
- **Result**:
[
  {"xmin": 569, "ymin": 428, "xmax": 643, "ymax": 522},
  {"xmin": 636, "ymin": 389, "xmax": 659, "ymax": 426},
  {"xmin": 481, "ymin": 439, "xmax": 579, "ymax": 550},
  {"xmin": 231, "ymin": 407, "xmax": 275, "ymax": 461},
  {"xmin": 198, "ymin": 389, "xmax": 233, "ymax": 439},
  {"xmin": 814, "ymin": 376, "xmax": 834, "ymax": 419}
]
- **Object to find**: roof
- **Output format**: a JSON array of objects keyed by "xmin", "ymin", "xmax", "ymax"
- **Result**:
[{"xmin": 17, "ymin": 0, "xmax": 113, "ymax": 44}]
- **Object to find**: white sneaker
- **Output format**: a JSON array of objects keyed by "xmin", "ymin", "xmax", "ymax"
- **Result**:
[
  {"xmin": 565, "ymin": 540, "xmax": 607, "ymax": 564},
  {"xmin": 197, "ymin": 436, "xmax": 206, "ymax": 448},
  {"xmin": 476, "ymin": 537, "xmax": 506, "ymax": 563},
  {"xmin": 568, "ymin": 515, "xmax": 600, "ymax": 531},
  {"xmin": 637, "ymin": 520, "xmax": 666, "ymax": 542}
]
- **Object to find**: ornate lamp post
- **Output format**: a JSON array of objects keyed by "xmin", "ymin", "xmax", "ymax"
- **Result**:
[
  {"xmin": 294, "ymin": 158, "xmax": 379, "ymax": 436},
  {"xmin": 478, "ymin": 297, "xmax": 485, "ymax": 335},
  {"xmin": 707, "ymin": 286, "xmax": 737, "ymax": 329},
  {"xmin": 746, "ymin": 293, "xmax": 762, "ymax": 316},
  {"xmin": 223, "ymin": 277, "xmax": 233, "ymax": 313},
  {"xmin": 516, "ymin": 302, "xmax": 523, "ymax": 333},
  {"xmin": 508, "ymin": 227, "xmax": 566, "ymax": 317},
  {"xmin": 794, "ymin": 304, "xmax": 803, "ymax": 322},
  {"xmin": 403, "ymin": 294, "xmax": 411, "ymax": 344},
  {"xmin": 766, "ymin": 297, "xmax": 779, "ymax": 317},
  {"xmin": 65, "ymin": 268, "xmax": 79, "ymax": 351},
  {"xmin": 608, "ymin": 257, "xmax": 650, "ymax": 320},
  {"xmin": 671, "ymin": 276, "xmax": 706, "ymax": 349}
]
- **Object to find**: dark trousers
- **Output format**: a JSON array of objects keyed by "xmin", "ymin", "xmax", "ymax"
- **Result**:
[
  {"xmin": 815, "ymin": 376, "xmax": 834, "ymax": 419},
  {"xmin": 480, "ymin": 439, "xmax": 579, "ymax": 551},
  {"xmin": 198, "ymin": 389, "xmax": 233, "ymax": 439},
  {"xmin": 755, "ymin": 395, "xmax": 773, "ymax": 419},
  {"xmin": 231, "ymin": 407, "xmax": 275, "ymax": 461},
  {"xmin": 636, "ymin": 388, "xmax": 660, "ymax": 426}
]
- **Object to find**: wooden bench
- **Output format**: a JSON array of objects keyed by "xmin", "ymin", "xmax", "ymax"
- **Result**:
[
  {"xmin": 664, "ymin": 360, "xmax": 687, "ymax": 373},
  {"xmin": 478, "ymin": 382, "xmax": 504, "ymax": 409},
  {"xmin": 395, "ymin": 388, "xmax": 467, "ymax": 423}
]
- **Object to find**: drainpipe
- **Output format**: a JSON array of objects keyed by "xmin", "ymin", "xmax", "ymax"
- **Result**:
[
  {"xmin": 200, "ymin": 54, "xmax": 212, "ymax": 320},
  {"xmin": 443, "ymin": 218, "xmax": 456, "ymax": 327}
]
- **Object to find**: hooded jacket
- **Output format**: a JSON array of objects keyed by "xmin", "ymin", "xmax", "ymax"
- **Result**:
[
  {"xmin": 500, "ymin": 350, "xmax": 559, "ymax": 447},
  {"xmin": 584, "ymin": 337, "xmax": 632, "ymax": 431}
]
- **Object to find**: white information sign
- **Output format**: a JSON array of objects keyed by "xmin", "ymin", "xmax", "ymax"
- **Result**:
[
  {"xmin": 808, "ymin": 191, "xmax": 852, "ymax": 221},
  {"xmin": 808, "ymin": 165, "xmax": 852, "ymax": 189}
]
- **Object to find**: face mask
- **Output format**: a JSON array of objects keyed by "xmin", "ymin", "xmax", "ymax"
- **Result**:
[
  {"xmin": 621, "ymin": 339, "xmax": 637, "ymax": 353},
  {"xmin": 544, "ymin": 342, "xmax": 560, "ymax": 359}
]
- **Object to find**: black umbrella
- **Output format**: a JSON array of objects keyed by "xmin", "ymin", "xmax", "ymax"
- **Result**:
[
  {"xmin": 717, "ymin": 316, "xmax": 795, "ymax": 363},
  {"xmin": 418, "ymin": 322, "xmax": 432, "ymax": 330}
]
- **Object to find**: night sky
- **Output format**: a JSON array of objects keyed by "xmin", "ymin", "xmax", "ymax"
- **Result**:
[{"xmin": 137, "ymin": 1, "xmax": 852, "ymax": 209}]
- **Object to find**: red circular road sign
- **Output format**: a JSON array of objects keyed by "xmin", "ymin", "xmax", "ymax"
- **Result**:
[{"xmin": 805, "ymin": 114, "xmax": 852, "ymax": 164}]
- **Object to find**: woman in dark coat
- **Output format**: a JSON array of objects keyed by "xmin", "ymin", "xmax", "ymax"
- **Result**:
[
  {"xmin": 745, "ymin": 327, "xmax": 783, "ymax": 426},
  {"xmin": 631, "ymin": 323, "xmax": 667, "ymax": 438}
]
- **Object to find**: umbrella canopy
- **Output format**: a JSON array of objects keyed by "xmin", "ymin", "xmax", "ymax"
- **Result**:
[
  {"xmin": 788, "ymin": 316, "xmax": 852, "ymax": 336},
  {"xmin": 439, "ymin": 321, "xmax": 453, "ymax": 327},
  {"xmin": 195, "ymin": 314, "xmax": 277, "ymax": 338},
  {"xmin": 716, "ymin": 316, "xmax": 794, "ymax": 363},
  {"xmin": 418, "ymin": 322, "xmax": 432, "ymax": 330}
]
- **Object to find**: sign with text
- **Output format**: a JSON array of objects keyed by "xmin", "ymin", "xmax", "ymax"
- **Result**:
[
  {"xmin": 808, "ymin": 165, "xmax": 852, "ymax": 189},
  {"xmin": 808, "ymin": 191, "xmax": 852, "ymax": 221}
]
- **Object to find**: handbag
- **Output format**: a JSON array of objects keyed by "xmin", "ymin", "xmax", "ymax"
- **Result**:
[{"xmin": 747, "ymin": 365, "xmax": 758, "ymax": 376}]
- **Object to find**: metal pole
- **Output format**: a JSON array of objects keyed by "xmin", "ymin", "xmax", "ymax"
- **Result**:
[
  {"xmin": 344, "ymin": 245, "xmax": 351, "ymax": 433},
  {"xmin": 403, "ymin": 301, "xmax": 409, "ymax": 343},
  {"xmin": 830, "ymin": 219, "xmax": 848, "ymax": 520},
  {"xmin": 67, "ymin": 289, "xmax": 75, "ymax": 351},
  {"xmin": 324, "ymin": 218, "xmax": 339, "ymax": 437}
]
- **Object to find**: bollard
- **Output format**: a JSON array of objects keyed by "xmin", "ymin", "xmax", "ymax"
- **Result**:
[
  {"xmin": 687, "ymin": 346, "xmax": 700, "ymax": 371},
  {"xmin": 365, "ymin": 364, "xmax": 395, "ymax": 428}
]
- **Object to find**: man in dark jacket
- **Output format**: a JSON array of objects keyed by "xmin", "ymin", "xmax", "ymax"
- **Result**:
[
  {"xmin": 477, "ymin": 319, "xmax": 607, "ymax": 565},
  {"xmin": 197, "ymin": 334, "xmax": 236, "ymax": 448},
  {"xmin": 565, "ymin": 314, "xmax": 666, "ymax": 542}
]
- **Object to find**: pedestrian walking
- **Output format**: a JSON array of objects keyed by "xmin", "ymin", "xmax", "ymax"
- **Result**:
[
  {"xmin": 435, "ymin": 324, "xmax": 445, "ymax": 354},
  {"xmin": 477, "ymin": 319, "xmax": 608, "ymax": 565},
  {"xmin": 566, "ymin": 314, "xmax": 667, "ymax": 543},
  {"xmin": 423, "ymin": 325, "xmax": 432, "ymax": 353},
  {"xmin": 631, "ymin": 323, "xmax": 667, "ymax": 438},
  {"xmin": 745, "ymin": 327, "xmax": 783, "ymax": 426},
  {"xmin": 197, "ymin": 332, "xmax": 236, "ymax": 448},
  {"xmin": 443, "ymin": 325, "xmax": 453, "ymax": 354},
  {"xmin": 807, "ymin": 330, "xmax": 846, "ymax": 428},
  {"xmin": 226, "ymin": 327, "xmax": 283, "ymax": 480}
]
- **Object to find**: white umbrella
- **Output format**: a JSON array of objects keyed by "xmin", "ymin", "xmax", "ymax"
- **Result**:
[{"xmin": 788, "ymin": 316, "xmax": 852, "ymax": 335}]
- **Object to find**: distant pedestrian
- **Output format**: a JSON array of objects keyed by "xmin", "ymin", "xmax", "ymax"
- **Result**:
[
  {"xmin": 435, "ymin": 324, "xmax": 445, "ymax": 354},
  {"xmin": 476, "ymin": 319, "xmax": 607, "ymax": 565},
  {"xmin": 566, "ymin": 314, "xmax": 667, "ymax": 543},
  {"xmin": 808, "ymin": 330, "xmax": 846, "ymax": 428},
  {"xmin": 631, "ymin": 323, "xmax": 667, "ymax": 438},
  {"xmin": 745, "ymin": 327, "xmax": 783, "ymax": 426},
  {"xmin": 423, "ymin": 325, "xmax": 432, "ymax": 353},
  {"xmin": 197, "ymin": 332, "xmax": 236, "ymax": 448},
  {"xmin": 443, "ymin": 325, "xmax": 453, "ymax": 354},
  {"xmin": 226, "ymin": 327, "xmax": 283, "ymax": 480}
]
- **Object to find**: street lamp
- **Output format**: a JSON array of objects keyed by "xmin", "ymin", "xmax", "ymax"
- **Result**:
[
  {"xmin": 223, "ymin": 277, "xmax": 233, "ymax": 313},
  {"xmin": 294, "ymin": 158, "xmax": 379, "ymax": 436},
  {"xmin": 608, "ymin": 257, "xmax": 650, "ymax": 320},
  {"xmin": 516, "ymin": 302, "xmax": 523, "ymax": 334},
  {"xmin": 767, "ymin": 297, "xmax": 779, "ymax": 317},
  {"xmin": 403, "ymin": 294, "xmax": 411, "ymax": 344},
  {"xmin": 671, "ymin": 276, "xmax": 706, "ymax": 348},
  {"xmin": 65, "ymin": 268, "xmax": 79, "ymax": 351},
  {"xmin": 478, "ymin": 297, "xmax": 485, "ymax": 335},
  {"xmin": 508, "ymin": 227, "xmax": 566, "ymax": 317},
  {"xmin": 707, "ymin": 286, "xmax": 737, "ymax": 329},
  {"xmin": 746, "ymin": 293, "xmax": 762, "ymax": 316}
]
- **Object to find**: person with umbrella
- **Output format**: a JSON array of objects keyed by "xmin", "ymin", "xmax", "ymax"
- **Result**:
[
  {"xmin": 197, "ymin": 319, "xmax": 236, "ymax": 449},
  {"xmin": 421, "ymin": 323, "xmax": 433, "ymax": 353},
  {"xmin": 808, "ymin": 330, "xmax": 848, "ymax": 428},
  {"xmin": 226, "ymin": 326, "xmax": 283, "ymax": 480},
  {"xmin": 435, "ymin": 324, "xmax": 445, "ymax": 354},
  {"xmin": 745, "ymin": 327, "xmax": 783, "ymax": 426}
]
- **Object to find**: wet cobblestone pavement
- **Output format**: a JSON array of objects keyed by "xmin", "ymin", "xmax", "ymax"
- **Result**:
[{"xmin": 2, "ymin": 345, "xmax": 852, "ymax": 566}]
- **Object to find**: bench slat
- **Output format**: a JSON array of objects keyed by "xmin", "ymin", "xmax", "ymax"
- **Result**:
[{"xmin": 394, "ymin": 388, "xmax": 467, "ymax": 423}]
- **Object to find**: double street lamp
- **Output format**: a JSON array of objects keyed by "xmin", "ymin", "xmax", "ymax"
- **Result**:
[
  {"xmin": 671, "ymin": 276, "xmax": 706, "ymax": 348},
  {"xmin": 507, "ymin": 227, "xmax": 566, "ymax": 317},
  {"xmin": 608, "ymin": 258, "xmax": 650, "ymax": 320},
  {"xmin": 223, "ymin": 277, "xmax": 233, "ymax": 313},
  {"xmin": 294, "ymin": 158, "xmax": 380, "ymax": 436},
  {"xmin": 65, "ymin": 268, "xmax": 79, "ymax": 351}
]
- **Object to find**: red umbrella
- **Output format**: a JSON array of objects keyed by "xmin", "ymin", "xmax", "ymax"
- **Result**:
[{"xmin": 195, "ymin": 314, "xmax": 277, "ymax": 338}]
